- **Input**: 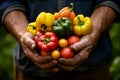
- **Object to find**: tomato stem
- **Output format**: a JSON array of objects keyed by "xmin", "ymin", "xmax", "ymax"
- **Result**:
[{"xmin": 41, "ymin": 25, "xmax": 47, "ymax": 32}]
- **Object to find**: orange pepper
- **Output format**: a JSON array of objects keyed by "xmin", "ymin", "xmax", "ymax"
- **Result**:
[{"xmin": 54, "ymin": 3, "xmax": 75, "ymax": 21}]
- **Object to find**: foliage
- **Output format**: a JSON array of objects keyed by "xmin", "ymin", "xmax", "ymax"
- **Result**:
[
  {"xmin": 110, "ymin": 56, "xmax": 120, "ymax": 80},
  {"xmin": 110, "ymin": 23, "xmax": 120, "ymax": 80},
  {"xmin": 0, "ymin": 28, "xmax": 16, "ymax": 80}
]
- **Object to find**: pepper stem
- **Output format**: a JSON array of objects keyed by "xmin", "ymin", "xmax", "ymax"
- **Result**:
[
  {"xmin": 77, "ymin": 17, "xmax": 84, "ymax": 26},
  {"xmin": 32, "ymin": 25, "xmax": 36, "ymax": 30},
  {"xmin": 41, "ymin": 25, "xmax": 46, "ymax": 32},
  {"xmin": 70, "ymin": 3, "xmax": 74, "ymax": 12},
  {"xmin": 43, "ymin": 38, "xmax": 50, "ymax": 44}
]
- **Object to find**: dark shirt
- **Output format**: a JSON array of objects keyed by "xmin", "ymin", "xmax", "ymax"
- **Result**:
[{"xmin": 0, "ymin": 0, "xmax": 120, "ymax": 77}]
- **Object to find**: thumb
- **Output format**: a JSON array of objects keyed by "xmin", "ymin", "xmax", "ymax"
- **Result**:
[
  {"xmin": 22, "ymin": 32, "xmax": 36, "ymax": 50},
  {"xmin": 70, "ymin": 36, "xmax": 90, "ymax": 51}
]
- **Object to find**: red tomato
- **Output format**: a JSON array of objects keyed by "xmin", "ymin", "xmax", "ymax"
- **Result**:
[
  {"xmin": 67, "ymin": 35, "xmax": 80, "ymax": 46},
  {"xmin": 61, "ymin": 47, "xmax": 73, "ymax": 59}
]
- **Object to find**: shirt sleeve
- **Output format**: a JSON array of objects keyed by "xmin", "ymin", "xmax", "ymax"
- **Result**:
[
  {"xmin": 95, "ymin": 0, "xmax": 120, "ymax": 22},
  {"xmin": 0, "ymin": 0, "xmax": 26, "ymax": 28}
]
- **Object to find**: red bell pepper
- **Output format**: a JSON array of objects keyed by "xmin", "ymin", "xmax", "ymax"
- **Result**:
[{"xmin": 38, "ymin": 32, "xmax": 59, "ymax": 52}]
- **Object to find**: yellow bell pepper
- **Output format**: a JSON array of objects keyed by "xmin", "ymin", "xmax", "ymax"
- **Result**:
[
  {"xmin": 27, "ymin": 22, "xmax": 39, "ymax": 36},
  {"xmin": 36, "ymin": 12, "xmax": 55, "ymax": 32},
  {"xmin": 73, "ymin": 14, "xmax": 92, "ymax": 36}
]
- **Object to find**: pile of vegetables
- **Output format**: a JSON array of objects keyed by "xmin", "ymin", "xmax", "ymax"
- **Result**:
[{"xmin": 27, "ymin": 3, "xmax": 92, "ymax": 59}]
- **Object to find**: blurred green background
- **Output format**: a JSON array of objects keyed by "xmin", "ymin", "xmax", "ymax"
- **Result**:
[{"xmin": 0, "ymin": 23, "xmax": 120, "ymax": 80}]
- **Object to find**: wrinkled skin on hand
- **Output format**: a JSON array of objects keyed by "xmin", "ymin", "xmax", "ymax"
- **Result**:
[
  {"xmin": 20, "ymin": 32, "xmax": 60, "ymax": 72},
  {"xmin": 58, "ymin": 34, "xmax": 97, "ymax": 71},
  {"xmin": 21, "ymin": 32, "xmax": 97, "ymax": 72}
]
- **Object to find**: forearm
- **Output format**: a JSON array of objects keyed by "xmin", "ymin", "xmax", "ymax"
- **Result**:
[
  {"xmin": 90, "ymin": 6, "xmax": 116, "ymax": 41},
  {"xmin": 3, "ymin": 11, "xmax": 28, "ymax": 42}
]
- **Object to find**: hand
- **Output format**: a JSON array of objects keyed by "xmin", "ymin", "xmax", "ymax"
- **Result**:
[
  {"xmin": 58, "ymin": 34, "xmax": 97, "ymax": 71},
  {"xmin": 57, "ymin": 6, "xmax": 116, "ymax": 71},
  {"xmin": 20, "ymin": 32, "xmax": 60, "ymax": 72}
]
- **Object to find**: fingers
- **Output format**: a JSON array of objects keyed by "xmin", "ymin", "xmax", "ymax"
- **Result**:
[
  {"xmin": 35, "ymin": 60, "xmax": 61, "ymax": 72},
  {"xmin": 39, "ymin": 60, "xmax": 58, "ymax": 69},
  {"xmin": 22, "ymin": 32, "xmax": 36, "ymax": 50},
  {"xmin": 22, "ymin": 42, "xmax": 52, "ymax": 63},
  {"xmin": 20, "ymin": 32, "xmax": 62, "ymax": 72},
  {"xmin": 21, "ymin": 32, "xmax": 93, "ymax": 72},
  {"xmin": 57, "ymin": 64, "xmax": 76, "ymax": 71},
  {"xmin": 57, "ymin": 35, "xmax": 95, "ymax": 71},
  {"xmin": 70, "ymin": 35, "xmax": 91, "ymax": 51},
  {"xmin": 58, "ymin": 55, "xmax": 81, "ymax": 66},
  {"xmin": 58, "ymin": 50, "xmax": 89, "ymax": 71},
  {"xmin": 22, "ymin": 41, "xmax": 61, "ymax": 72},
  {"xmin": 47, "ymin": 67, "xmax": 61, "ymax": 72},
  {"xmin": 57, "ymin": 58, "xmax": 78, "ymax": 71},
  {"xmin": 58, "ymin": 58, "xmax": 77, "ymax": 66}
]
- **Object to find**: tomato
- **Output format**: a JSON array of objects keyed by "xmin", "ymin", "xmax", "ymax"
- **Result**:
[
  {"xmin": 59, "ymin": 38, "xmax": 68, "ymax": 48},
  {"xmin": 67, "ymin": 35, "xmax": 80, "ymax": 46},
  {"xmin": 61, "ymin": 47, "xmax": 73, "ymax": 59},
  {"xmin": 41, "ymin": 50, "xmax": 50, "ymax": 56},
  {"xmin": 51, "ymin": 50, "xmax": 61, "ymax": 59}
]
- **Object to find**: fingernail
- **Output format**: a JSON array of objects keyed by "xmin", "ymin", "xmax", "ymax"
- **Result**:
[
  {"xmin": 71, "ymin": 45, "xmax": 76, "ymax": 49},
  {"xmin": 31, "ymin": 43, "xmax": 36, "ymax": 50},
  {"xmin": 70, "ymin": 45, "xmax": 77, "ymax": 51}
]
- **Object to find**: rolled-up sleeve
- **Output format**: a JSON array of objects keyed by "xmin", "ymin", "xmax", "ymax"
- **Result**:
[
  {"xmin": 0, "ymin": 0, "xmax": 26, "ymax": 28},
  {"xmin": 95, "ymin": 0, "xmax": 120, "ymax": 22}
]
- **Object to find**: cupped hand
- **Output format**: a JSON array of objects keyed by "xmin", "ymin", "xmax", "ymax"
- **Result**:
[
  {"xmin": 58, "ymin": 34, "xmax": 98, "ymax": 71},
  {"xmin": 20, "ymin": 32, "xmax": 60, "ymax": 72}
]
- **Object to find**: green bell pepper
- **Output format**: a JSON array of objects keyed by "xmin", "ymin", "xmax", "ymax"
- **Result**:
[{"xmin": 52, "ymin": 17, "xmax": 73, "ymax": 38}]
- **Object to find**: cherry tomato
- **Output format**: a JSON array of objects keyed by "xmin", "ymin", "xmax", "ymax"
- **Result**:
[
  {"xmin": 51, "ymin": 50, "xmax": 61, "ymax": 59},
  {"xmin": 67, "ymin": 35, "xmax": 80, "ymax": 46},
  {"xmin": 59, "ymin": 38, "xmax": 68, "ymax": 48},
  {"xmin": 61, "ymin": 47, "xmax": 73, "ymax": 59}
]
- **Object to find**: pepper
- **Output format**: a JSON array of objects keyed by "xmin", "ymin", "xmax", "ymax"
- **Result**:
[
  {"xmin": 27, "ymin": 22, "xmax": 40, "ymax": 36},
  {"xmin": 52, "ymin": 17, "xmax": 73, "ymax": 38},
  {"xmin": 73, "ymin": 14, "xmax": 92, "ymax": 36},
  {"xmin": 36, "ymin": 12, "xmax": 55, "ymax": 32},
  {"xmin": 54, "ymin": 3, "xmax": 75, "ymax": 21},
  {"xmin": 38, "ymin": 32, "xmax": 58, "ymax": 52}
]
